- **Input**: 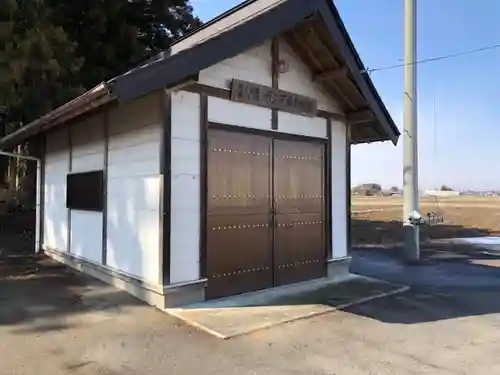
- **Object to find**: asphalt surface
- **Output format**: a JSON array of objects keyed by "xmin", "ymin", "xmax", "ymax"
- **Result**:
[{"xmin": 2, "ymin": 246, "xmax": 500, "ymax": 375}]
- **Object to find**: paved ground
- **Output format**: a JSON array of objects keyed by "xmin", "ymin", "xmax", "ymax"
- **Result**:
[
  {"xmin": 2, "ymin": 246, "xmax": 500, "ymax": 375},
  {"xmin": 168, "ymin": 276, "xmax": 407, "ymax": 339}
]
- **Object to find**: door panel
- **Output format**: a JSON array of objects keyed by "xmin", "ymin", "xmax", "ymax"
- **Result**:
[
  {"xmin": 208, "ymin": 130, "xmax": 271, "ymax": 216},
  {"xmin": 206, "ymin": 129, "xmax": 273, "ymax": 299},
  {"xmin": 207, "ymin": 214, "xmax": 273, "ymax": 299},
  {"xmin": 206, "ymin": 128, "xmax": 327, "ymax": 299},
  {"xmin": 273, "ymin": 140, "xmax": 324, "ymax": 215},
  {"xmin": 274, "ymin": 213, "xmax": 325, "ymax": 286},
  {"xmin": 273, "ymin": 139, "xmax": 326, "ymax": 286}
]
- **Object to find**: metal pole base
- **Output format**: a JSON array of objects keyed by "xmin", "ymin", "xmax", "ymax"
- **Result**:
[{"xmin": 403, "ymin": 224, "xmax": 420, "ymax": 263}]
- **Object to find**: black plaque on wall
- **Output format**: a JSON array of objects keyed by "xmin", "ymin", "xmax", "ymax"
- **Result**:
[
  {"xmin": 66, "ymin": 170, "xmax": 104, "ymax": 212},
  {"xmin": 230, "ymin": 79, "xmax": 318, "ymax": 117}
]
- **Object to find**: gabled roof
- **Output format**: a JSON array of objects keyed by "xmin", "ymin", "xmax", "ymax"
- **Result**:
[{"xmin": 0, "ymin": 0, "xmax": 399, "ymax": 149}]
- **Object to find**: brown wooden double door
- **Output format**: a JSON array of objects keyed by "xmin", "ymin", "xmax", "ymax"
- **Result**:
[{"xmin": 206, "ymin": 128, "xmax": 326, "ymax": 299}]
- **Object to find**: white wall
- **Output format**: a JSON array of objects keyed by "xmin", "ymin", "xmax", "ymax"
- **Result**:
[
  {"xmin": 43, "ymin": 92, "xmax": 163, "ymax": 285},
  {"xmin": 278, "ymin": 112, "xmax": 328, "ymax": 139},
  {"xmin": 202, "ymin": 37, "xmax": 334, "ymax": 139},
  {"xmin": 106, "ymin": 92, "xmax": 162, "ymax": 284},
  {"xmin": 208, "ymin": 96, "xmax": 272, "ymax": 130},
  {"xmin": 330, "ymin": 120, "xmax": 348, "ymax": 258},
  {"xmin": 200, "ymin": 38, "xmax": 342, "ymax": 113},
  {"xmin": 200, "ymin": 41, "xmax": 272, "ymax": 88},
  {"xmin": 44, "ymin": 127, "xmax": 69, "ymax": 252},
  {"xmin": 69, "ymin": 114, "xmax": 105, "ymax": 264},
  {"xmin": 170, "ymin": 91, "xmax": 201, "ymax": 284}
]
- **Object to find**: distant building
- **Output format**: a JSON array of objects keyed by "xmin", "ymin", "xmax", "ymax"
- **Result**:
[
  {"xmin": 424, "ymin": 190, "xmax": 460, "ymax": 197},
  {"xmin": 352, "ymin": 183, "xmax": 383, "ymax": 196}
]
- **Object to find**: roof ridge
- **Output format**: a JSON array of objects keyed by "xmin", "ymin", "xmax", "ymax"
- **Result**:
[{"xmin": 169, "ymin": 0, "xmax": 261, "ymax": 47}]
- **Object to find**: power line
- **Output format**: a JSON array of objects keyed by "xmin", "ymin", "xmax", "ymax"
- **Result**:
[{"xmin": 365, "ymin": 42, "xmax": 500, "ymax": 74}]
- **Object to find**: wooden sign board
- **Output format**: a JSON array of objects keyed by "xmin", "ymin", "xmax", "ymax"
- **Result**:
[{"xmin": 230, "ymin": 79, "xmax": 317, "ymax": 117}]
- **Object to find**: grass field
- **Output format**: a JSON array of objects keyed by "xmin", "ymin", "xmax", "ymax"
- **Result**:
[{"xmin": 351, "ymin": 196, "xmax": 500, "ymax": 245}]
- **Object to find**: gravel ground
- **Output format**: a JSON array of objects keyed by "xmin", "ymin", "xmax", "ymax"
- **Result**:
[{"xmin": 2, "ymin": 247, "xmax": 500, "ymax": 375}]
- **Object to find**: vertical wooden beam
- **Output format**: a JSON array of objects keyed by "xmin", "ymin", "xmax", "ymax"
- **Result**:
[
  {"xmin": 160, "ymin": 91, "xmax": 172, "ymax": 285},
  {"xmin": 67, "ymin": 123, "xmax": 72, "ymax": 254},
  {"xmin": 101, "ymin": 112, "xmax": 109, "ymax": 265},
  {"xmin": 38, "ymin": 134, "xmax": 46, "ymax": 253},
  {"xmin": 346, "ymin": 123, "xmax": 352, "ymax": 254},
  {"xmin": 270, "ymin": 136, "xmax": 276, "ymax": 283},
  {"xmin": 199, "ymin": 94, "xmax": 208, "ymax": 279},
  {"xmin": 271, "ymin": 38, "xmax": 280, "ymax": 130},
  {"xmin": 325, "ymin": 119, "xmax": 333, "ymax": 260}
]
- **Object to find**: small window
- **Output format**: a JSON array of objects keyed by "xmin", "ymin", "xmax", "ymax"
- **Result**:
[{"xmin": 66, "ymin": 170, "xmax": 104, "ymax": 211}]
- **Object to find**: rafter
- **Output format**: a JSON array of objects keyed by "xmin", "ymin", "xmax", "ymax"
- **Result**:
[
  {"xmin": 313, "ymin": 66, "xmax": 348, "ymax": 82},
  {"xmin": 346, "ymin": 109, "xmax": 374, "ymax": 124}
]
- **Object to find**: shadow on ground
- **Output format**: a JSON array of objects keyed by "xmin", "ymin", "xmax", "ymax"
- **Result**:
[
  {"xmin": 345, "ymin": 218, "xmax": 500, "ymax": 326},
  {"xmin": 0, "ymin": 255, "xmax": 143, "ymax": 334},
  {"xmin": 348, "ymin": 242, "xmax": 500, "ymax": 324}
]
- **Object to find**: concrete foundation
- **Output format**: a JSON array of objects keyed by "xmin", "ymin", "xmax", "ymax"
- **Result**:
[
  {"xmin": 164, "ymin": 279, "xmax": 207, "ymax": 307},
  {"xmin": 326, "ymin": 256, "xmax": 352, "ymax": 282},
  {"xmin": 43, "ymin": 247, "xmax": 167, "ymax": 308},
  {"xmin": 43, "ymin": 247, "xmax": 205, "ymax": 309},
  {"xmin": 43, "ymin": 248, "xmax": 352, "ymax": 310}
]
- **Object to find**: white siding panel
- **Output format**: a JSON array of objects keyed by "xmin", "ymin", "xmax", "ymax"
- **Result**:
[
  {"xmin": 106, "ymin": 92, "xmax": 162, "ymax": 284},
  {"xmin": 72, "ymin": 153, "xmax": 104, "ymax": 172},
  {"xmin": 170, "ymin": 212, "xmax": 200, "ymax": 283},
  {"xmin": 46, "ymin": 126, "xmax": 69, "ymax": 155},
  {"xmin": 44, "ymin": 127, "xmax": 69, "ymax": 252},
  {"xmin": 70, "ymin": 211, "xmax": 103, "ymax": 264},
  {"xmin": 171, "ymin": 174, "xmax": 199, "ymax": 213},
  {"xmin": 107, "ymin": 140, "xmax": 160, "ymax": 167},
  {"xmin": 106, "ymin": 207, "xmax": 160, "ymax": 283},
  {"xmin": 108, "ymin": 124, "xmax": 161, "ymax": 150},
  {"xmin": 208, "ymin": 96, "xmax": 272, "ymax": 130},
  {"xmin": 69, "ymin": 113, "xmax": 105, "ymax": 263},
  {"xmin": 171, "ymin": 137, "xmax": 200, "ymax": 176},
  {"xmin": 45, "ymin": 159, "xmax": 69, "ymax": 174},
  {"xmin": 108, "ymin": 93, "xmax": 162, "ymax": 136},
  {"xmin": 108, "ymin": 159, "xmax": 159, "ymax": 179},
  {"xmin": 279, "ymin": 113, "xmax": 328, "ymax": 139},
  {"xmin": 44, "ymin": 177, "xmax": 69, "ymax": 251},
  {"xmin": 200, "ymin": 41, "xmax": 272, "ymax": 88},
  {"xmin": 171, "ymin": 91, "xmax": 200, "ymax": 141},
  {"xmin": 71, "ymin": 115, "xmax": 104, "ymax": 155},
  {"xmin": 330, "ymin": 120, "xmax": 347, "ymax": 258},
  {"xmin": 279, "ymin": 39, "xmax": 342, "ymax": 113},
  {"xmin": 207, "ymin": 97, "xmax": 326, "ymax": 138},
  {"xmin": 107, "ymin": 175, "xmax": 160, "ymax": 213},
  {"xmin": 170, "ymin": 91, "xmax": 200, "ymax": 283}
]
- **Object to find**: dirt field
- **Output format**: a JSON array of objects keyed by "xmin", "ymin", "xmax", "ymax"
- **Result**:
[{"xmin": 352, "ymin": 196, "xmax": 500, "ymax": 245}]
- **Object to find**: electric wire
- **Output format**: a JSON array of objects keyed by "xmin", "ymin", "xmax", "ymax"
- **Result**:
[{"xmin": 364, "ymin": 42, "xmax": 500, "ymax": 74}]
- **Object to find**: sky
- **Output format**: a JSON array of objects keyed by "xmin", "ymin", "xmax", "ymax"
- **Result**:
[{"xmin": 190, "ymin": 0, "xmax": 500, "ymax": 191}]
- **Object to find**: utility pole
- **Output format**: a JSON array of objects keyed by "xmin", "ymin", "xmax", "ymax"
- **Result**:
[{"xmin": 403, "ymin": 0, "xmax": 420, "ymax": 262}]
